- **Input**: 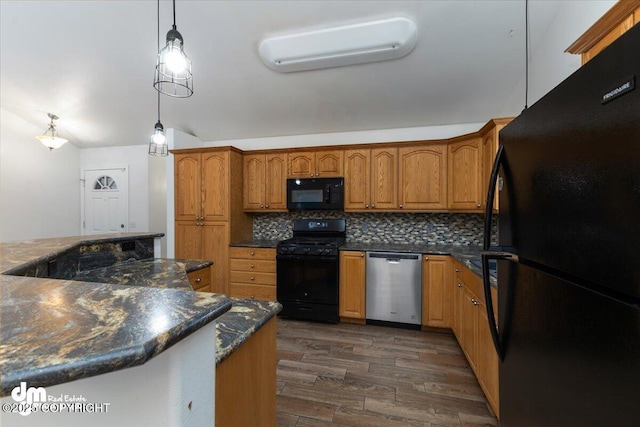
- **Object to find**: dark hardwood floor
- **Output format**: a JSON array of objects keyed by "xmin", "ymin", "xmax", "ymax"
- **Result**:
[{"xmin": 276, "ymin": 319, "xmax": 498, "ymax": 427}]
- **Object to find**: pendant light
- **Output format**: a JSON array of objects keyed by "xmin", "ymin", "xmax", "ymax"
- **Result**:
[
  {"xmin": 154, "ymin": 0, "xmax": 193, "ymax": 98},
  {"xmin": 148, "ymin": 91, "xmax": 168, "ymax": 156},
  {"xmin": 36, "ymin": 113, "xmax": 68, "ymax": 150},
  {"xmin": 149, "ymin": 0, "xmax": 168, "ymax": 156}
]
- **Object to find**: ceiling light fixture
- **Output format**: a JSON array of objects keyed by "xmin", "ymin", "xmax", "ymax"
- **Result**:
[
  {"xmin": 149, "ymin": 0, "xmax": 168, "ymax": 156},
  {"xmin": 36, "ymin": 113, "xmax": 68, "ymax": 150},
  {"xmin": 259, "ymin": 17, "xmax": 418, "ymax": 73},
  {"xmin": 154, "ymin": 0, "xmax": 193, "ymax": 97}
]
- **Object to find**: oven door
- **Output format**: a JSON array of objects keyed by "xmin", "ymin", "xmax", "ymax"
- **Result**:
[{"xmin": 276, "ymin": 254, "xmax": 339, "ymax": 304}]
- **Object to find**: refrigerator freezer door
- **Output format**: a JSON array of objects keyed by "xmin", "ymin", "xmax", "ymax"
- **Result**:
[
  {"xmin": 498, "ymin": 261, "xmax": 640, "ymax": 427},
  {"xmin": 498, "ymin": 24, "xmax": 640, "ymax": 299}
]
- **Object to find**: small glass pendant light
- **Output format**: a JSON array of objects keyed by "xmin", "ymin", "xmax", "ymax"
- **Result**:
[
  {"xmin": 36, "ymin": 113, "xmax": 68, "ymax": 150},
  {"xmin": 154, "ymin": 0, "xmax": 193, "ymax": 98},
  {"xmin": 149, "ymin": 91, "xmax": 168, "ymax": 156}
]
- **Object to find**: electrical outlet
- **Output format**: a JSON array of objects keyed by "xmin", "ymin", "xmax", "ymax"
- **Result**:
[
  {"xmin": 361, "ymin": 223, "xmax": 369, "ymax": 232},
  {"xmin": 426, "ymin": 223, "xmax": 434, "ymax": 232}
]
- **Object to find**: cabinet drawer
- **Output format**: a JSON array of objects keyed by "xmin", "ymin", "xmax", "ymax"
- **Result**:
[
  {"xmin": 230, "ymin": 271, "xmax": 276, "ymax": 286},
  {"xmin": 229, "ymin": 247, "xmax": 276, "ymax": 260},
  {"xmin": 229, "ymin": 259, "xmax": 276, "ymax": 273},
  {"xmin": 229, "ymin": 283, "xmax": 277, "ymax": 301},
  {"xmin": 188, "ymin": 268, "xmax": 211, "ymax": 292}
]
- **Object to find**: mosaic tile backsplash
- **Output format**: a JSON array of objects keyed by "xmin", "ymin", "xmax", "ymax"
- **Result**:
[{"xmin": 253, "ymin": 212, "xmax": 498, "ymax": 246}]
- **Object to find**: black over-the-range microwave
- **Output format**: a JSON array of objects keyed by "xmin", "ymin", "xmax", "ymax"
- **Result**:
[{"xmin": 286, "ymin": 177, "xmax": 344, "ymax": 211}]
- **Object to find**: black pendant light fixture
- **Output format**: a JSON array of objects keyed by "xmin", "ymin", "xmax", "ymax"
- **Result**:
[
  {"xmin": 149, "ymin": 0, "xmax": 168, "ymax": 156},
  {"xmin": 154, "ymin": 0, "xmax": 193, "ymax": 98}
]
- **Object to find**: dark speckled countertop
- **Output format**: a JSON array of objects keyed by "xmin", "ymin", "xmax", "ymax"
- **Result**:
[
  {"xmin": 74, "ymin": 258, "xmax": 213, "ymax": 290},
  {"xmin": 1, "ymin": 234, "xmax": 282, "ymax": 395},
  {"xmin": 229, "ymin": 239, "xmax": 280, "ymax": 248},
  {"xmin": 0, "ymin": 274, "xmax": 231, "ymax": 397}
]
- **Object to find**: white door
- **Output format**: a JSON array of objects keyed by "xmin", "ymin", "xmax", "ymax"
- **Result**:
[{"xmin": 83, "ymin": 168, "xmax": 129, "ymax": 235}]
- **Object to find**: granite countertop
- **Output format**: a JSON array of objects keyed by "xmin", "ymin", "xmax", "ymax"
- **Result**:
[
  {"xmin": 215, "ymin": 298, "xmax": 282, "ymax": 366},
  {"xmin": 0, "ymin": 232, "xmax": 163, "ymax": 275},
  {"xmin": 229, "ymin": 239, "xmax": 280, "ymax": 248},
  {"xmin": 73, "ymin": 258, "xmax": 213, "ymax": 290},
  {"xmin": 0, "ymin": 274, "xmax": 231, "ymax": 397}
]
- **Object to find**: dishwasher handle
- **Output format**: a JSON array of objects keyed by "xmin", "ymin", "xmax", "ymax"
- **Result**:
[{"xmin": 367, "ymin": 252, "xmax": 420, "ymax": 261}]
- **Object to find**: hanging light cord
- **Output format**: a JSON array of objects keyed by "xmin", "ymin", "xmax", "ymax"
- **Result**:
[
  {"xmin": 172, "ymin": 0, "xmax": 177, "ymax": 30},
  {"xmin": 157, "ymin": 0, "xmax": 161, "ymax": 123},
  {"xmin": 524, "ymin": 0, "xmax": 529, "ymax": 111}
]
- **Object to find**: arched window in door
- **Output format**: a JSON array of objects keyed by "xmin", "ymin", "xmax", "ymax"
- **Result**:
[{"xmin": 93, "ymin": 175, "xmax": 118, "ymax": 191}]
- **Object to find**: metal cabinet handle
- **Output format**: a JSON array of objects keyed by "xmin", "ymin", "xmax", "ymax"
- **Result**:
[
  {"xmin": 471, "ymin": 298, "xmax": 479, "ymax": 306},
  {"xmin": 424, "ymin": 256, "xmax": 429, "ymax": 261},
  {"xmin": 458, "ymin": 283, "xmax": 462, "ymax": 288},
  {"xmin": 310, "ymin": 173, "xmax": 314, "ymax": 177},
  {"xmin": 250, "ymin": 276, "xmax": 255, "ymax": 281},
  {"xmin": 250, "ymin": 252, "xmax": 255, "ymax": 256},
  {"xmin": 365, "ymin": 204, "xmax": 369, "ymax": 208},
  {"xmin": 195, "ymin": 278, "xmax": 201, "ymax": 283},
  {"xmin": 250, "ymin": 264, "xmax": 255, "ymax": 268},
  {"xmin": 476, "ymin": 204, "xmax": 481, "ymax": 208},
  {"xmin": 371, "ymin": 204, "xmax": 375, "ymax": 208},
  {"xmin": 261, "ymin": 205, "xmax": 264, "ymax": 208},
  {"xmin": 455, "ymin": 268, "xmax": 461, "ymax": 272},
  {"xmin": 265, "ymin": 205, "xmax": 269, "ymax": 208},
  {"xmin": 360, "ymin": 253, "xmax": 364, "ymax": 257},
  {"xmin": 200, "ymin": 216, "xmax": 204, "ymax": 220},
  {"xmin": 399, "ymin": 204, "xmax": 403, "ymax": 208},
  {"xmin": 250, "ymin": 295, "xmax": 255, "ymax": 299}
]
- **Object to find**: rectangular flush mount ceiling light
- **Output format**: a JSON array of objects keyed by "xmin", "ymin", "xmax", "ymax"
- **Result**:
[{"xmin": 259, "ymin": 17, "xmax": 417, "ymax": 72}]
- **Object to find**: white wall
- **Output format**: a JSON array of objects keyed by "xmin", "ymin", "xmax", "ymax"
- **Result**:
[
  {"xmin": 0, "ymin": 108, "xmax": 81, "ymax": 242},
  {"xmin": 204, "ymin": 122, "xmax": 486, "ymax": 151},
  {"xmin": 80, "ymin": 145, "xmax": 150, "ymax": 233},
  {"xmin": 501, "ymin": 0, "xmax": 616, "ymax": 115}
]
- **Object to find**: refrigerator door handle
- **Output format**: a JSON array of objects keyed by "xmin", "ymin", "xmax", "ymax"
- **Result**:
[
  {"xmin": 481, "ymin": 251, "xmax": 518, "ymax": 361},
  {"xmin": 483, "ymin": 144, "xmax": 505, "ymax": 251}
]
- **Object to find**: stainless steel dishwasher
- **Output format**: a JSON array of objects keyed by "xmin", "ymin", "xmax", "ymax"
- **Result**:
[{"xmin": 365, "ymin": 251, "xmax": 422, "ymax": 325}]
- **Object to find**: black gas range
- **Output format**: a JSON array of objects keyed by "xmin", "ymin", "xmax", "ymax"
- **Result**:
[{"xmin": 276, "ymin": 219, "xmax": 346, "ymax": 323}]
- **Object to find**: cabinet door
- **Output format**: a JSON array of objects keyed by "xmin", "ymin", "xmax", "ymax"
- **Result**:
[
  {"xmin": 202, "ymin": 222, "xmax": 229, "ymax": 294},
  {"xmin": 339, "ymin": 251, "xmax": 366, "ymax": 319},
  {"xmin": 399, "ymin": 145, "xmax": 447, "ymax": 210},
  {"xmin": 243, "ymin": 154, "xmax": 265, "ymax": 211},
  {"xmin": 175, "ymin": 222, "xmax": 202, "ymax": 259},
  {"xmin": 448, "ymin": 138, "xmax": 483, "ymax": 210},
  {"xmin": 344, "ymin": 149, "xmax": 371, "ymax": 210},
  {"xmin": 316, "ymin": 150, "xmax": 343, "ymax": 177},
  {"xmin": 174, "ymin": 154, "xmax": 201, "ymax": 221},
  {"xmin": 477, "ymin": 298, "xmax": 500, "ymax": 416},
  {"xmin": 202, "ymin": 151, "xmax": 229, "ymax": 221},
  {"xmin": 370, "ymin": 148, "xmax": 398, "ymax": 210},
  {"xmin": 452, "ymin": 262, "xmax": 464, "ymax": 337},
  {"xmin": 288, "ymin": 152, "xmax": 315, "ymax": 178},
  {"xmin": 461, "ymin": 285, "xmax": 479, "ymax": 371},
  {"xmin": 482, "ymin": 130, "xmax": 498, "ymax": 212},
  {"xmin": 265, "ymin": 153, "xmax": 287, "ymax": 210},
  {"xmin": 422, "ymin": 255, "xmax": 452, "ymax": 328}
]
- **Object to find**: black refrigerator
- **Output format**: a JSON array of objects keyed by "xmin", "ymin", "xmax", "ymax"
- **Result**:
[{"xmin": 481, "ymin": 24, "xmax": 640, "ymax": 426}]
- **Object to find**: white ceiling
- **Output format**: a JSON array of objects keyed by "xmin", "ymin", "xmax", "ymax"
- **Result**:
[{"xmin": 0, "ymin": 1, "xmax": 564, "ymax": 149}]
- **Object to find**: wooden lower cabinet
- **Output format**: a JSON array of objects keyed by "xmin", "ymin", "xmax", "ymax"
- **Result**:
[
  {"xmin": 339, "ymin": 251, "xmax": 366, "ymax": 321},
  {"xmin": 451, "ymin": 261, "xmax": 499, "ymax": 417},
  {"xmin": 421, "ymin": 255, "xmax": 452, "ymax": 328},
  {"xmin": 216, "ymin": 317, "xmax": 277, "ymax": 427},
  {"xmin": 188, "ymin": 267, "xmax": 211, "ymax": 292},
  {"xmin": 229, "ymin": 247, "xmax": 277, "ymax": 301}
]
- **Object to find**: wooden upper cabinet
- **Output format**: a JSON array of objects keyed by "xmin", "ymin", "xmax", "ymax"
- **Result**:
[
  {"xmin": 344, "ymin": 149, "xmax": 371, "ymax": 210},
  {"xmin": 566, "ymin": 0, "xmax": 640, "ymax": 64},
  {"xmin": 265, "ymin": 153, "xmax": 287, "ymax": 210},
  {"xmin": 174, "ymin": 153, "xmax": 201, "ymax": 221},
  {"xmin": 202, "ymin": 151, "xmax": 229, "ymax": 221},
  {"xmin": 288, "ymin": 152, "xmax": 314, "ymax": 177},
  {"xmin": 243, "ymin": 154, "xmax": 265, "ymax": 211},
  {"xmin": 448, "ymin": 137, "xmax": 483, "ymax": 211},
  {"xmin": 243, "ymin": 153, "xmax": 286, "ymax": 212},
  {"xmin": 287, "ymin": 150, "xmax": 343, "ymax": 177},
  {"xmin": 370, "ymin": 148, "xmax": 398, "ymax": 210},
  {"xmin": 399, "ymin": 144, "xmax": 447, "ymax": 210},
  {"xmin": 482, "ymin": 130, "xmax": 499, "ymax": 212},
  {"xmin": 315, "ymin": 150, "xmax": 343, "ymax": 177}
]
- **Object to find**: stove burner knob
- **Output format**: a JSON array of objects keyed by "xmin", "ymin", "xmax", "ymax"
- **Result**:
[
  {"xmin": 317, "ymin": 248, "xmax": 324, "ymax": 254},
  {"xmin": 324, "ymin": 248, "xmax": 331, "ymax": 255},
  {"xmin": 303, "ymin": 247, "xmax": 310, "ymax": 254}
]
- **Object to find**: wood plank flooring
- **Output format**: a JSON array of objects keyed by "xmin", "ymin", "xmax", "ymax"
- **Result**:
[{"xmin": 276, "ymin": 319, "xmax": 498, "ymax": 427}]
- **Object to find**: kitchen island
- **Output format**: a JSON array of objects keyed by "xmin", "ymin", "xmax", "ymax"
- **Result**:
[{"xmin": 0, "ymin": 233, "xmax": 281, "ymax": 427}]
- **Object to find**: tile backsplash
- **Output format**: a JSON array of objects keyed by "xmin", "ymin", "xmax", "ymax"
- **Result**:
[{"xmin": 253, "ymin": 212, "xmax": 498, "ymax": 246}]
